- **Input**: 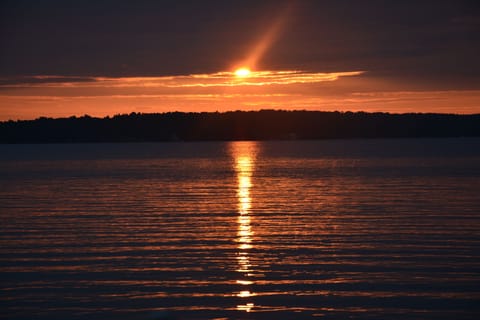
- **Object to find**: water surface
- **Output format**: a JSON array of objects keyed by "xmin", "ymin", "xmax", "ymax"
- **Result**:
[{"xmin": 1, "ymin": 139, "xmax": 480, "ymax": 319}]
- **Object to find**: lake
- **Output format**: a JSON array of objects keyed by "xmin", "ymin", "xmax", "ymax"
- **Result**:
[{"xmin": 1, "ymin": 139, "xmax": 480, "ymax": 319}]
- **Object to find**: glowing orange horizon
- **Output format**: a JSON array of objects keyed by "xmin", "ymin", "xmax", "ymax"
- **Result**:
[{"xmin": 0, "ymin": 69, "xmax": 479, "ymax": 120}]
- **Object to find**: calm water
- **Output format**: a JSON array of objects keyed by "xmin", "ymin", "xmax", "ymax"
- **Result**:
[{"xmin": 1, "ymin": 139, "xmax": 480, "ymax": 320}]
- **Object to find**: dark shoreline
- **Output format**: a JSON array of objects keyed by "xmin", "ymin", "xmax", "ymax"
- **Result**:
[{"xmin": 2, "ymin": 110, "xmax": 480, "ymax": 143}]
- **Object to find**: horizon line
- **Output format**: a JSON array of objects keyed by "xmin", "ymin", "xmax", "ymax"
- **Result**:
[{"xmin": 3, "ymin": 109, "xmax": 480, "ymax": 123}]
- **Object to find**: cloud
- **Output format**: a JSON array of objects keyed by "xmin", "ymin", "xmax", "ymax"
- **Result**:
[
  {"xmin": 0, "ymin": 75, "xmax": 97, "ymax": 86},
  {"xmin": 0, "ymin": 70, "xmax": 364, "ymax": 90}
]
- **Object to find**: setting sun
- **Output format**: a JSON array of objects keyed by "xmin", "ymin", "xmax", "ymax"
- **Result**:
[{"xmin": 234, "ymin": 68, "xmax": 251, "ymax": 78}]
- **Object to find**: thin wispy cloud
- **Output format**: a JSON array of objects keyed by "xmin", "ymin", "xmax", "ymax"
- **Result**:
[{"xmin": 0, "ymin": 70, "xmax": 363, "ymax": 89}]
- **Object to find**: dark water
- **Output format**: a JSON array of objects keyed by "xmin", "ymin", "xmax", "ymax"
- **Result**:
[{"xmin": 1, "ymin": 139, "xmax": 480, "ymax": 319}]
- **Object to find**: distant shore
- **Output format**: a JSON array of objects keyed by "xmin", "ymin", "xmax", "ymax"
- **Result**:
[{"xmin": 1, "ymin": 110, "xmax": 479, "ymax": 143}]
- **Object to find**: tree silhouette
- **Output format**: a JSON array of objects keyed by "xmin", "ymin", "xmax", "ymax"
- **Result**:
[{"xmin": 1, "ymin": 110, "xmax": 479, "ymax": 143}]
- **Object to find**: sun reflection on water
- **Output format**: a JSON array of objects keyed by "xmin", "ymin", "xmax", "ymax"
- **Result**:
[{"xmin": 230, "ymin": 141, "xmax": 258, "ymax": 312}]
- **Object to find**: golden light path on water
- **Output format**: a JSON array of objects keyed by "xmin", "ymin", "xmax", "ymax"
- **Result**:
[{"xmin": 230, "ymin": 142, "xmax": 258, "ymax": 312}]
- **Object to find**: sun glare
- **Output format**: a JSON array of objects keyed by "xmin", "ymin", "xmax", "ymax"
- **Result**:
[{"xmin": 235, "ymin": 68, "xmax": 251, "ymax": 78}]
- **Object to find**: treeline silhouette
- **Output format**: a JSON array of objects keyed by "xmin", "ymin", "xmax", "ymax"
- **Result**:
[{"xmin": 1, "ymin": 110, "xmax": 480, "ymax": 143}]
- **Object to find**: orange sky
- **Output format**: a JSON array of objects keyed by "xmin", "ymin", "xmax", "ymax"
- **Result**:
[{"xmin": 1, "ymin": 70, "xmax": 479, "ymax": 120}]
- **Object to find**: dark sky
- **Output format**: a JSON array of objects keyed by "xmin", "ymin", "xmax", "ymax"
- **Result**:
[{"xmin": 1, "ymin": 0, "xmax": 479, "ymax": 88}]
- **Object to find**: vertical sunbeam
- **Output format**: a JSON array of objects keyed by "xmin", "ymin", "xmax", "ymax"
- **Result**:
[{"xmin": 235, "ymin": 2, "xmax": 295, "ymax": 71}]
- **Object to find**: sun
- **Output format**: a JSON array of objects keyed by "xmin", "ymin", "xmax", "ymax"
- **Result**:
[{"xmin": 234, "ymin": 68, "xmax": 251, "ymax": 78}]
